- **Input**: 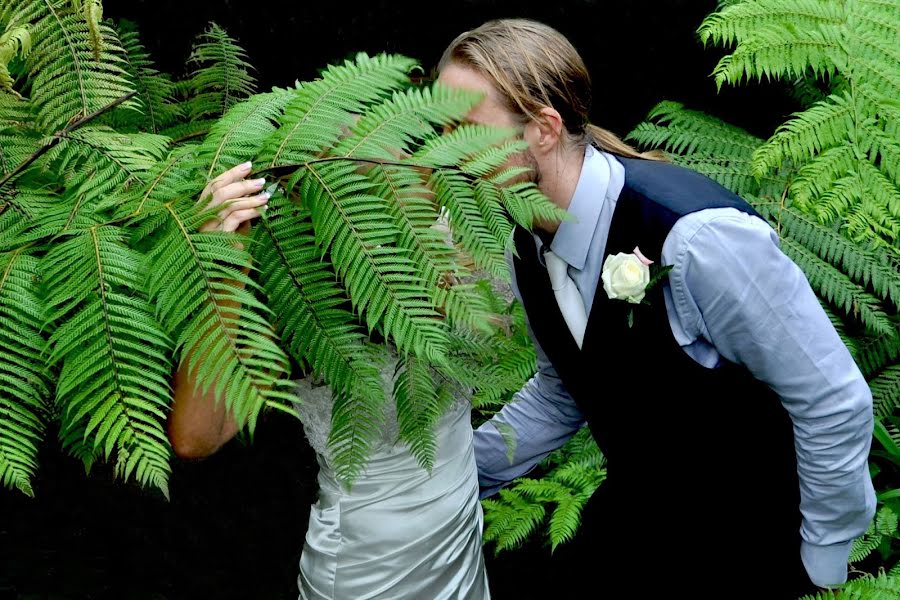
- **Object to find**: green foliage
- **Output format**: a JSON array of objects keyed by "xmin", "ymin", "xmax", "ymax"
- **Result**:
[
  {"xmin": 0, "ymin": 7, "xmax": 566, "ymax": 496},
  {"xmin": 698, "ymin": 0, "xmax": 900, "ymax": 249},
  {"xmin": 482, "ymin": 428, "xmax": 606, "ymax": 553}
]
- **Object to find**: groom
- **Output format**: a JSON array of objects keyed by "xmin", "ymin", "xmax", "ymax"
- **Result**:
[{"xmin": 438, "ymin": 19, "xmax": 875, "ymax": 596}]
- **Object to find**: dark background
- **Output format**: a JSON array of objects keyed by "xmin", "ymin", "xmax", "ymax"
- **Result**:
[{"xmin": 0, "ymin": 1, "xmax": 798, "ymax": 599}]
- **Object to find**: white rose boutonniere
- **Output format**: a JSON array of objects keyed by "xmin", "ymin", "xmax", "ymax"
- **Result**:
[{"xmin": 601, "ymin": 247, "xmax": 672, "ymax": 327}]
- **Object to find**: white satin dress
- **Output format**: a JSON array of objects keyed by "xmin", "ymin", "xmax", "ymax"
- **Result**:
[{"xmin": 294, "ymin": 373, "xmax": 491, "ymax": 600}]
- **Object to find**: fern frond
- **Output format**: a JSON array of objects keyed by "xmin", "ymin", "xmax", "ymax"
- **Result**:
[
  {"xmin": 366, "ymin": 164, "xmax": 492, "ymax": 331},
  {"xmin": 333, "ymin": 83, "xmax": 481, "ymax": 161},
  {"xmin": 299, "ymin": 161, "xmax": 449, "ymax": 362},
  {"xmin": 186, "ymin": 22, "xmax": 256, "ymax": 120},
  {"xmin": 871, "ymin": 365, "xmax": 900, "ymax": 418},
  {"xmin": 394, "ymin": 354, "xmax": 454, "ymax": 471},
  {"xmin": 779, "ymin": 236, "xmax": 895, "ymax": 335},
  {"xmin": 44, "ymin": 126, "xmax": 170, "ymax": 218},
  {"xmin": 430, "ymin": 168, "xmax": 507, "ymax": 279},
  {"xmin": 145, "ymin": 198, "xmax": 293, "ymax": 431},
  {"xmin": 753, "ymin": 92, "xmax": 854, "ymax": 176},
  {"xmin": 110, "ymin": 22, "xmax": 179, "ymax": 133},
  {"xmin": 412, "ymin": 123, "xmax": 517, "ymax": 167},
  {"xmin": 327, "ymin": 385, "xmax": 386, "ymax": 485},
  {"xmin": 117, "ymin": 144, "xmax": 198, "ymax": 219},
  {"xmin": 0, "ymin": 249, "xmax": 49, "ymax": 496},
  {"xmin": 698, "ymin": 0, "xmax": 845, "ymax": 48},
  {"xmin": 482, "ymin": 488, "xmax": 547, "ymax": 553},
  {"xmin": 799, "ymin": 572, "xmax": 900, "ymax": 599},
  {"xmin": 258, "ymin": 53, "xmax": 417, "ymax": 168},
  {"xmin": 626, "ymin": 101, "xmax": 763, "ymax": 160},
  {"xmin": 25, "ymin": 5, "xmax": 136, "ymax": 132},
  {"xmin": 198, "ymin": 88, "xmax": 292, "ymax": 178},
  {"xmin": 251, "ymin": 191, "xmax": 385, "ymax": 416},
  {"xmin": 764, "ymin": 205, "xmax": 900, "ymax": 309},
  {"xmin": 0, "ymin": 24, "xmax": 30, "ymax": 95},
  {"xmin": 43, "ymin": 225, "xmax": 172, "ymax": 496}
]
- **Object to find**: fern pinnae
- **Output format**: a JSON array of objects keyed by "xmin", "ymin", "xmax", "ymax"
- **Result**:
[
  {"xmin": 259, "ymin": 53, "xmax": 417, "ymax": 168},
  {"xmin": 0, "ymin": 249, "xmax": 49, "ymax": 496},
  {"xmin": 430, "ymin": 168, "xmax": 507, "ymax": 279},
  {"xmin": 251, "ymin": 193, "xmax": 384, "ymax": 407},
  {"xmin": 334, "ymin": 84, "xmax": 481, "ymax": 161},
  {"xmin": 300, "ymin": 162, "xmax": 449, "ymax": 362},
  {"xmin": 780, "ymin": 236, "xmax": 894, "ymax": 335},
  {"xmin": 146, "ymin": 199, "xmax": 291, "ymax": 430},
  {"xmin": 199, "ymin": 88, "xmax": 292, "ymax": 179},
  {"xmin": 27, "ymin": 6, "xmax": 136, "ymax": 132},
  {"xmin": 44, "ymin": 225, "xmax": 173, "ymax": 496},
  {"xmin": 393, "ymin": 354, "xmax": 449, "ymax": 471}
]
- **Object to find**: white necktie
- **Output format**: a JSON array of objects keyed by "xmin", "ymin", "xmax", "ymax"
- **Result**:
[{"xmin": 543, "ymin": 250, "xmax": 587, "ymax": 349}]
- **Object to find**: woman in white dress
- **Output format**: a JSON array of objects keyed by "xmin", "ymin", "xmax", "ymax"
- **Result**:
[
  {"xmin": 295, "ymin": 363, "xmax": 489, "ymax": 600},
  {"xmin": 167, "ymin": 162, "xmax": 491, "ymax": 600}
]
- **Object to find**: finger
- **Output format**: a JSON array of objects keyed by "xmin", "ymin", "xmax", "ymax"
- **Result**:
[
  {"xmin": 216, "ymin": 193, "xmax": 270, "ymax": 219},
  {"xmin": 209, "ymin": 178, "xmax": 267, "ymax": 208},
  {"xmin": 222, "ymin": 207, "xmax": 262, "ymax": 232},
  {"xmin": 201, "ymin": 161, "xmax": 254, "ymax": 202}
]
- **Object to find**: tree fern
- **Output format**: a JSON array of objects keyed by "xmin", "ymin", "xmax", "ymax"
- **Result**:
[
  {"xmin": 258, "ymin": 52, "xmax": 417, "ymax": 168},
  {"xmin": 141, "ymin": 198, "xmax": 294, "ymax": 430},
  {"xmin": 393, "ymin": 354, "xmax": 455, "ymax": 472},
  {"xmin": 0, "ymin": 11, "xmax": 564, "ymax": 496}
]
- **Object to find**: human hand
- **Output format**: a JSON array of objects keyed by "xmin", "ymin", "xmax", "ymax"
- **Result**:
[{"xmin": 198, "ymin": 161, "xmax": 270, "ymax": 234}]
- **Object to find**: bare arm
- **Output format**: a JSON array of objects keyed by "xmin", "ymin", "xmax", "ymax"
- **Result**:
[{"xmin": 167, "ymin": 161, "xmax": 271, "ymax": 459}]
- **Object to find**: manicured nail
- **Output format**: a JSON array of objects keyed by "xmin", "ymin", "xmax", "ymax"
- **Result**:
[
  {"xmin": 252, "ymin": 178, "xmax": 266, "ymax": 187},
  {"xmin": 261, "ymin": 191, "xmax": 271, "ymax": 199},
  {"xmin": 240, "ymin": 161, "xmax": 252, "ymax": 171}
]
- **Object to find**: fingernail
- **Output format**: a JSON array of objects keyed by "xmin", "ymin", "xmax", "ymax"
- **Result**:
[
  {"xmin": 252, "ymin": 178, "xmax": 266, "ymax": 187},
  {"xmin": 261, "ymin": 191, "xmax": 271, "ymax": 199},
  {"xmin": 240, "ymin": 161, "xmax": 252, "ymax": 170}
]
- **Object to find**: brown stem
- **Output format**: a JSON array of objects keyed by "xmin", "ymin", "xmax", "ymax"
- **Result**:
[{"xmin": 0, "ymin": 91, "xmax": 138, "ymax": 194}]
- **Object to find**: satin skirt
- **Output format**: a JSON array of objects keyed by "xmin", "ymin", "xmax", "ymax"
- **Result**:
[{"xmin": 298, "ymin": 405, "xmax": 490, "ymax": 600}]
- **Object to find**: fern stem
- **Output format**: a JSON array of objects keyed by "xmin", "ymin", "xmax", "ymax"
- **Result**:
[
  {"xmin": 45, "ymin": 0, "xmax": 87, "ymax": 123},
  {"xmin": 253, "ymin": 156, "xmax": 441, "ymax": 179},
  {"xmin": 0, "ymin": 91, "xmax": 137, "ymax": 194}
]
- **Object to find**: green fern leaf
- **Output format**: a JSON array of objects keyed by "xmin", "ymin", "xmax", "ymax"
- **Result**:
[
  {"xmin": 43, "ymin": 225, "xmax": 173, "ymax": 496},
  {"xmin": 299, "ymin": 161, "xmax": 449, "ymax": 362},
  {"xmin": 393, "ymin": 354, "xmax": 453, "ymax": 471},
  {"xmin": 251, "ymin": 191, "xmax": 385, "ymax": 420},
  {"xmin": 24, "ymin": 4, "xmax": 136, "ymax": 132},
  {"xmin": 186, "ymin": 22, "xmax": 256, "ymax": 120},
  {"xmin": 0, "ymin": 249, "xmax": 49, "ymax": 496},
  {"xmin": 258, "ymin": 52, "xmax": 417, "ymax": 168},
  {"xmin": 144, "ymin": 198, "xmax": 293, "ymax": 431},
  {"xmin": 198, "ymin": 88, "xmax": 292, "ymax": 178}
]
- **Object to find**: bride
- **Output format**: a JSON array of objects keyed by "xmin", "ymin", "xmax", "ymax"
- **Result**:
[{"xmin": 167, "ymin": 161, "xmax": 491, "ymax": 600}]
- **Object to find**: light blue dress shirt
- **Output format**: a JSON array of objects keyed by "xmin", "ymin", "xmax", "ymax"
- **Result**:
[{"xmin": 474, "ymin": 145, "xmax": 877, "ymax": 588}]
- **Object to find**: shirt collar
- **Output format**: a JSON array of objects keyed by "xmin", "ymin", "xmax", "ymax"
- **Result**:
[{"xmin": 538, "ymin": 145, "xmax": 619, "ymax": 271}]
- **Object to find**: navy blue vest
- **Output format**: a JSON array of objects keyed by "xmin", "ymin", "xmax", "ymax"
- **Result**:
[{"xmin": 512, "ymin": 158, "xmax": 807, "ymax": 591}]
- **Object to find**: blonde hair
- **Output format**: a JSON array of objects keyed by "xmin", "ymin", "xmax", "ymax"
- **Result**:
[{"xmin": 439, "ymin": 19, "xmax": 663, "ymax": 161}]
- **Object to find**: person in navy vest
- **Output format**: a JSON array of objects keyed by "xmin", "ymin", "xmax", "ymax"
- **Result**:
[{"xmin": 438, "ymin": 19, "xmax": 875, "ymax": 597}]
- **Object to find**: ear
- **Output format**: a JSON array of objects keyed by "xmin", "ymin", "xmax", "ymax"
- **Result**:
[{"xmin": 525, "ymin": 106, "xmax": 564, "ymax": 155}]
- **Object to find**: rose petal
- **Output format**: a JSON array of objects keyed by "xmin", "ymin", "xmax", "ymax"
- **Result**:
[{"xmin": 633, "ymin": 246, "xmax": 654, "ymax": 266}]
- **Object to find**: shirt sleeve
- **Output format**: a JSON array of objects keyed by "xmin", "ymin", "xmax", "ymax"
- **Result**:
[
  {"xmin": 664, "ymin": 208, "xmax": 877, "ymax": 588},
  {"xmin": 474, "ymin": 254, "xmax": 586, "ymax": 498}
]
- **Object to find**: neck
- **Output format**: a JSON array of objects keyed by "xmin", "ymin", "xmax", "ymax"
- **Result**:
[{"xmin": 535, "ymin": 144, "xmax": 585, "ymax": 234}]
